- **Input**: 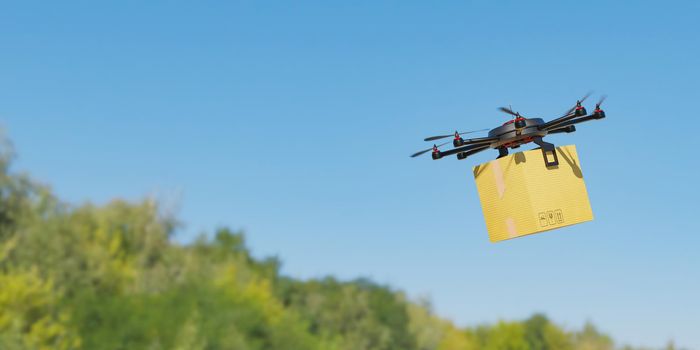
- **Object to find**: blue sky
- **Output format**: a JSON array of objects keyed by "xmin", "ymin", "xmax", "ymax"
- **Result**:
[{"xmin": 1, "ymin": 1, "xmax": 699, "ymax": 348}]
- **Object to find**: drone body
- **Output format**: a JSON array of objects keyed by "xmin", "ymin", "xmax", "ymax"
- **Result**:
[{"xmin": 412, "ymin": 93, "xmax": 606, "ymax": 166}]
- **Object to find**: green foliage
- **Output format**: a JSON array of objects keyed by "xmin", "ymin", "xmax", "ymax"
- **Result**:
[
  {"xmin": 572, "ymin": 323, "xmax": 614, "ymax": 350},
  {"xmin": 0, "ymin": 139, "xmax": 662, "ymax": 350},
  {"xmin": 0, "ymin": 269, "xmax": 80, "ymax": 350}
]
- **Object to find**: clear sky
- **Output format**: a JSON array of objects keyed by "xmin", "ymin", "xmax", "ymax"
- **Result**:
[{"xmin": 1, "ymin": 1, "xmax": 699, "ymax": 348}]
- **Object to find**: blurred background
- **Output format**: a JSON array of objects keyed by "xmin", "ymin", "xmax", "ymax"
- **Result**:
[{"xmin": 1, "ymin": 1, "xmax": 699, "ymax": 349}]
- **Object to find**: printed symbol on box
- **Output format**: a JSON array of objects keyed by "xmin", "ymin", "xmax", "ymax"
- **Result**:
[
  {"xmin": 546, "ymin": 211, "xmax": 556, "ymax": 225},
  {"xmin": 538, "ymin": 212, "xmax": 548, "ymax": 227},
  {"xmin": 554, "ymin": 209, "xmax": 564, "ymax": 223}
]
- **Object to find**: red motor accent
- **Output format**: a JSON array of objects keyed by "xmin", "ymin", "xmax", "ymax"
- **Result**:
[
  {"xmin": 502, "ymin": 136, "xmax": 534, "ymax": 149},
  {"xmin": 503, "ymin": 117, "xmax": 525, "ymax": 126}
]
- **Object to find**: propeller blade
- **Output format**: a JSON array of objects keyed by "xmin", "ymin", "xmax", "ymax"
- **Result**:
[
  {"xmin": 423, "ymin": 134, "xmax": 452, "ymax": 142},
  {"xmin": 579, "ymin": 91, "xmax": 592, "ymax": 103},
  {"xmin": 596, "ymin": 95, "xmax": 607, "ymax": 108},
  {"xmin": 560, "ymin": 91, "xmax": 593, "ymax": 117},
  {"xmin": 410, "ymin": 141, "xmax": 450, "ymax": 158},
  {"xmin": 460, "ymin": 128, "xmax": 489, "ymax": 135},
  {"xmin": 423, "ymin": 128, "xmax": 489, "ymax": 141},
  {"xmin": 561, "ymin": 106, "xmax": 576, "ymax": 118},
  {"xmin": 498, "ymin": 106, "xmax": 518, "ymax": 116}
]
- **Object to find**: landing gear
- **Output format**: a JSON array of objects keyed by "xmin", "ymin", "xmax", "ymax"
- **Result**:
[
  {"xmin": 497, "ymin": 147, "xmax": 509, "ymax": 159},
  {"xmin": 533, "ymin": 137, "xmax": 559, "ymax": 167}
]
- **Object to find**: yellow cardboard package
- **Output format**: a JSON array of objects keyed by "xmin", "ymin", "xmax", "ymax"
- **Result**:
[{"xmin": 473, "ymin": 145, "xmax": 593, "ymax": 242}]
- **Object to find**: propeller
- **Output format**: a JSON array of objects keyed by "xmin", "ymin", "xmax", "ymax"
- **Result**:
[
  {"xmin": 498, "ymin": 106, "xmax": 519, "ymax": 117},
  {"xmin": 595, "ymin": 95, "xmax": 607, "ymax": 109},
  {"xmin": 410, "ymin": 141, "xmax": 450, "ymax": 158},
  {"xmin": 423, "ymin": 129, "xmax": 489, "ymax": 142},
  {"xmin": 498, "ymin": 106, "xmax": 530, "ymax": 119},
  {"xmin": 561, "ymin": 91, "xmax": 592, "ymax": 117}
]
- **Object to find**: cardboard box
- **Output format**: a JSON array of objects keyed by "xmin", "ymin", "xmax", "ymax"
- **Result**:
[{"xmin": 473, "ymin": 145, "xmax": 593, "ymax": 242}]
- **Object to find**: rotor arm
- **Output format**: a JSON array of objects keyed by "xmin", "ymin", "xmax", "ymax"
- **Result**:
[
  {"xmin": 455, "ymin": 136, "xmax": 498, "ymax": 145},
  {"xmin": 547, "ymin": 125, "xmax": 576, "ymax": 134},
  {"xmin": 438, "ymin": 140, "xmax": 494, "ymax": 158},
  {"xmin": 545, "ymin": 114, "xmax": 604, "ymax": 131},
  {"xmin": 456, "ymin": 145, "xmax": 490, "ymax": 160},
  {"xmin": 539, "ymin": 112, "xmax": 580, "ymax": 131},
  {"xmin": 435, "ymin": 137, "xmax": 496, "ymax": 157}
]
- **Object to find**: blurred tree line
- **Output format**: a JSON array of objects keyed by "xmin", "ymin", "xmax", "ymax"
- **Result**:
[{"xmin": 0, "ymin": 141, "xmax": 674, "ymax": 350}]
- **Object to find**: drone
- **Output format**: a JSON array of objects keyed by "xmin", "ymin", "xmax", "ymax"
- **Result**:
[{"xmin": 410, "ymin": 93, "xmax": 606, "ymax": 166}]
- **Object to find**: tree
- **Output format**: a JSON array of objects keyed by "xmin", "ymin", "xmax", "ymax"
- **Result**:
[{"xmin": 0, "ymin": 135, "xmax": 651, "ymax": 350}]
